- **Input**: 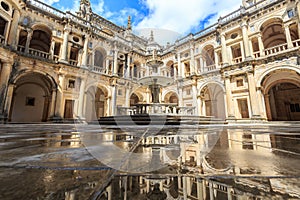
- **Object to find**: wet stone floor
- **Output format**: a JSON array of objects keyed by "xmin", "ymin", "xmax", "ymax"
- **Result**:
[{"xmin": 0, "ymin": 123, "xmax": 299, "ymax": 200}]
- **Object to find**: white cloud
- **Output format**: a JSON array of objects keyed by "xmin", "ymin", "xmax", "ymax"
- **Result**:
[
  {"xmin": 39, "ymin": 0, "xmax": 60, "ymax": 6},
  {"xmin": 136, "ymin": 0, "xmax": 242, "ymax": 34}
]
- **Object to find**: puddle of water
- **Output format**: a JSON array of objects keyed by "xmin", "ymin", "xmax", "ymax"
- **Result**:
[{"xmin": 0, "ymin": 124, "xmax": 299, "ymax": 199}]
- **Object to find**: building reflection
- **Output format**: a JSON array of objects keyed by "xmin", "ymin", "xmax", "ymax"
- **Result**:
[{"xmin": 93, "ymin": 127, "xmax": 300, "ymax": 200}]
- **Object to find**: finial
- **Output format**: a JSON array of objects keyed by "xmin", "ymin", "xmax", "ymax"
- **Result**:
[
  {"xmin": 127, "ymin": 16, "xmax": 132, "ymax": 30},
  {"xmin": 149, "ymin": 30, "xmax": 154, "ymax": 42}
]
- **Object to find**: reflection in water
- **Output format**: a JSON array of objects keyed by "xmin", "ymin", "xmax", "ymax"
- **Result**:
[{"xmin": 0, "ymin": 125, "xmax": 299, "ymax": 199}]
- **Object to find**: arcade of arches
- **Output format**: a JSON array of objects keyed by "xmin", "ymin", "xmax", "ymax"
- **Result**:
[{"xmin": 85, "ymin": 86, "xmax": 108, "ymax": 122}]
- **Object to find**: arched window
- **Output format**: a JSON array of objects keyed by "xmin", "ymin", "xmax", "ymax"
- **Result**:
[
  {"xmin": 94, "ymin": 50, "xmax": 105, "ymax": 67},
  {"xmin": 29, "ymin": 29, "xmax": 51, "ymax": 52},
  {"xmin": 0, "ymin": 16, "xmax": 7, "ymax": 37}
]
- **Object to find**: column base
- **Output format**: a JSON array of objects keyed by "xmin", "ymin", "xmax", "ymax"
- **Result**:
[
  {"xmin": 58, "ymin": 59, "xmax": 69, "ymax": 64},
  {"xmin": 48, "ymin": 115, "xmax": 63, "ymax": 123}
]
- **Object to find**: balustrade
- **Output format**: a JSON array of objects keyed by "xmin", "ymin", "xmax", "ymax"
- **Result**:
[
  {"xmin": 232, "ymin": 56, "xmax": 243, "ymax": 64},
  {"xmin": 28, "ymin": 48, "xmax": 50, "ymax": 59},
  {"xmin": 69, "ymin": 59, "xmax": 78, "ymax": 66},
  {"xmin": 264, "ymin": 43, "xmax": 288, "ymax": 56}
]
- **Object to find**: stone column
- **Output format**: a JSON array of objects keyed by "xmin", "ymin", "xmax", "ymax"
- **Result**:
[
  {"xmin": 199, "ymin": 55, "xmax": 204, "ymax": 73},
  {"xmin": 264, "ymin": 94, "xmax": 272, "ymax": 120},
  {"xmin": 190, "ymin": 46, "xmax": 195, "ymax": 75},
  {"xmin": 60, "ymin": 27, "xmax": 70, "ymax": 63},
  {"xmin": 257, "ymin": 87, "xmax": 267, "ymax": 119},
  {"xmin": 7, "ymin": 9, "xmax": 20, "ymax": 48},
  {"xmin": 81, "ymin": 35, "xmax": 89, "ymax": 68},
  {"xmin": 241, "ymin": 21, "xmax": 252, "ymax": 60},
  {"xmin": 284, "ymin": 24, "xmax": 293, "ymax": 49},
  {"xmin": 111, "ymin": 79, "xmax": 117, "ymax": 116},
  {"xmin": 113, "ymin": 50, "xmax": 118, "ymax": 75},
  {"xmin": 214, "ymin": 50, "xmax": 219, "ymax": 69},
  {"xmin": 125, "ymin": 87, "xmax": 130, "ymax": 108},
  {"xmin": 257, "ymin": 34, "xmax": 265, "ymax": 56},
  {"xmin": 227, "ymin": 186, "xmax": 233, "ymax": 200},
  {"xmin": 197, "ymin": 96, "xmax": 201, "ymax": 116},
  {"xmin": 178, "ymin": 81, "xmax": 183, "ymax": 107},
  {"xmin": 4, "ymin": 84, "xmax": 14, "ymax": 121},
  {"xmin": 209, "ymin": 181, "xmax": 214, "ymax": 200},
  {"xmin": 126, "ymin": 54, "xmax": 131, "ymax": 78},
  {"xmin": 247, "ymin": 70, "xmax": 261, "ymax": 119},
  {"xmin": 197, "ymin": 179, "xmax": 204, "ymax": 200},
  {"xmin": 224, "ymin": 76, "xmax": 235, "ymax": 119},
  {"xmin": 106, "ymin": 97, "xmax": 111, "ymax": 116},
  {"xmin": 220, "ymin": 33, "xmax": 229, "ymax": 66},
  {"xmin": 182, "ymin": 177, "xmax": 188, "ymax": 200},
  {"xmin": 0, "ymin": 62, "xmax": 12, "ymax": 120},
  {"xmin": 77, "ymin": 77, "xmax": 86, "ymax": 119},
  {"xmin": 192, "ymin": 79, "xmax": 198, "ymax": 115},
  {"xmin": 25, "ymin": 29, "xmax": 33, "ymax": 54},
  {"xmin": 177, "ymin": 52, "xmax": 182, "ymax": 78},
  {"xmin": 49, "ymin": 89, "xmax": 57, "ymax": 118},
  {"xmin": 49, "ymin": 40, "xmax": 56, "ymax": 60},
  {"xmin": 55, "ymin": 74, "xmax": 65, "ymax": 118}
]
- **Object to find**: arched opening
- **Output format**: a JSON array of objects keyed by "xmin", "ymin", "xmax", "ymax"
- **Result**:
[
  {"xmin": 130, "ymin": 93, "xmax": 139, "ymax": 106},
  {"xmin": 29, "ymin": 29, "xmax": 52, "ymax": 52},
  {"xmin": 164, "ymin": 92, "xmax": 178, "ymax": 104},
  {"xmin": 262, "ymin": 69, "xmax": 300, "ymax": 121},
  {"xmin": 200, "ymin": 83, "xmax": 226, "ymax": 119},
  {"xmin": 85, "ymin": 86, "xmax": 107, "ymax": 122},
  {"xmin": 202, "ymin": 45, "xmax": 215, "ymax": 72},
  {"xmin": 94, "ymin": 49, "xmax": 106, "ymax": 67},
  {"xmin": 166, "ymin": 61, "xmax": 175, "ymax": 77},
  {"xmin": 261, "ymin": 19, "xmax": 286, "ymax": 49},
  {"xmin": 0, "ymin": 16, "xmax": 7, "ymax": 37},
  {"xmin": 10, "ymin": 72, "xmax": 56, "ymax": 122}
]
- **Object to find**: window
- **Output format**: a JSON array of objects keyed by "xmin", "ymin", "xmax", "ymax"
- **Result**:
[
  {"xmin": 118, "ymin": 89, "xmax": 122, "ymax": 96},
  {"xmin": 186, "ymin": 89, "xmax": 191, "ymax": 95},
  {"xmin": 290, "ymin": 103, "xmax": 300, "ymax": 112},
  {"xmin": 25, "ymin": 97, "xmax": 35, "ymax": 106},
  {"xmin": 287, "ymin": 9, "xmax": 295, "ymax": 18},
  {"xmin": 68, "ymin": 79, "xmax": 75, "ymax": 88},
  {"xmin": 1, "ymin": 2, "xmax": 9, "ymax": 12},
  {"xmin": 236, "ymin": 79, "xmax": 244, "ymax": 87}
]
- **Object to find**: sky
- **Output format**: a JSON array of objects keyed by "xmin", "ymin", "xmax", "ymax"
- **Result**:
[{"xmin": 44, "ymin": 0, "xmax": 242, "ymax": 44}]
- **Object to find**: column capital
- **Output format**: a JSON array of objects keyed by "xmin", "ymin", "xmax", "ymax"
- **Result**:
[{"xmin": 64, "ymin": 27, "xmax": 71, "ymax": 33}]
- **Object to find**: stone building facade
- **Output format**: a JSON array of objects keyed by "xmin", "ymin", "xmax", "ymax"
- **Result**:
[{"xmin": 0, "ymin": 0, "xmax": 300, "ymax": 123}]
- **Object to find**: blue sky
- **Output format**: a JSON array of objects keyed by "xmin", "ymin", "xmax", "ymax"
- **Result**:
[{"xmin": 44, "ymin": 0, "xmax": 242, "ymax": 43}]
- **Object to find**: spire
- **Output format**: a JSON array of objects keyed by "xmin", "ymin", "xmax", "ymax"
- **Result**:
[
  {"xmin": 78, "ymin": 0, "xmax": 92, "ymax": 20},
  {"xmin": 127, "ymin": 16, "xmax": 132, "ymax": 31},
  {"xmin": 149, "ymin": 30, "xmax": 154, "ymax": 42}
]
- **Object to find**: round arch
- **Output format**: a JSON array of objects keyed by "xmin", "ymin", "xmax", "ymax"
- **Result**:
[
  {"xmin": 199, "ymin": 82, "xmax": 226, "ymax": 119},
  {"xmin": 10, "ymin": 71, "xmax": 57, "ymax": 122},
  {"xmin": 259, "ymin": 68, "xmax": 300, "ymax": 121},
  {"xmin": 29, "ymin": 24, "xmax": 52, "ymax": 53},
  {"xmin": 85, "ymin": 85, "xmax": 109, "ymax": 122},
  {"xmin": 163, "ymin": 91, "xmax": 179, "ymax": 104}
]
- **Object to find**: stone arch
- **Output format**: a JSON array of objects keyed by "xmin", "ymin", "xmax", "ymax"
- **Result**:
[
  {"xmin": 259, "ymin": 17, "xmax": 286, "ymax": 49},
  {"xmin": 85, "ymin": 85, "xmax": 109, "ymax": 122},
  {"xmin": 199, "ymin": 82, "xmax": 226, "ymax": 119},
  {"xmin": 166, "ymin": 60, "xmax": 175, "ymax": 77},
  {"xmin": 259, "ymin": 68, "xmax": 300, "ymax": 121},
  {"xmin": 201, "ymin": 44, "xmax": 215, "ymax": 71},
  {"xmin": 10, "ymin": 71, "xmax": 57, "ymax": 122},
  {"xmin": 93, "ymin": 47, "xmax": 107, "ymax": 67},
  {"xmin": 29, "ymin": 24, "xmax": 52, "ymax": 53},
  {"xmin": 163, "ymin": 91, "xmax": 178, "ymax": 104},
  {"xmin": 130, "ymin": 92, "xmax": 142, "ymax": 106}
]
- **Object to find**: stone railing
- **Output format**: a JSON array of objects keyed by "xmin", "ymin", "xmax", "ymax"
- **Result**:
[
  {"xmin": 204, "ymin": 64, "xmax": 216, "ymax": 72},
  {"xmin": 292, "ymin": 39, "xmax": 300, "ymax": 48},
  {"xmin": 253, "ymin": 51, "xmax": 260, "ymax": 58},
  {"xmin": 117, "ymin": 104, "xmax": 195, "ymax": 116},
  {"xmin": 91, "ymin": 65, "xmax": 106, "ymax": 74},
  {"xmin": 264, "ymin": 43, "xmax": 288, "ymax": 56},
  {"xmin": 194, "ymin": 23, "xmax": 217, "ymax": 39},
  {"xmin": 218, "ymin": 8, "xmax": 242, "ymax": 25},
  {"xmin": 17, "ymin": 45, "xmax": 25, "ymax": 52},
  {"xmin": 27, "ymin": 0, "xmax": 65, "ymax": 18},
  {"xmin": 69, "ymin": 59, "xmax": 78, "ymax": 66},
  {"xmin": 29, "ymin": 48, "xmax": 50, "ymax": 59},
  {"xmin": 232, "ymin": 56, "xmax": 243, "ymax": 64}
]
